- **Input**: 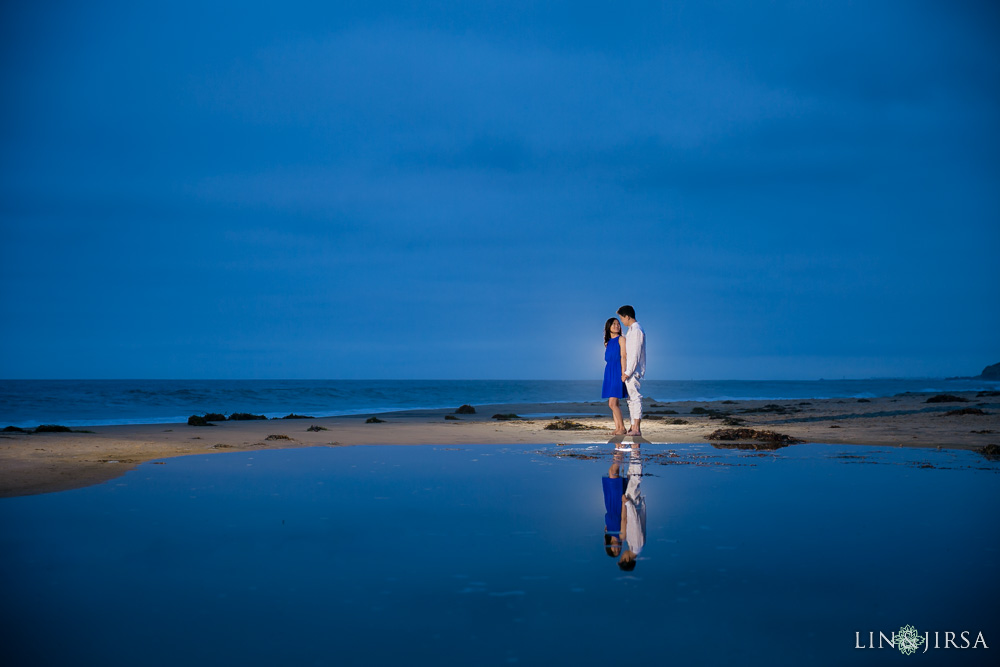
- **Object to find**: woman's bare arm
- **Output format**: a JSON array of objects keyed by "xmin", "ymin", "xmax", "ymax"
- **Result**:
[{"xmin": 619, "ymin": 336, "xmax": 627, "ymax": 378}]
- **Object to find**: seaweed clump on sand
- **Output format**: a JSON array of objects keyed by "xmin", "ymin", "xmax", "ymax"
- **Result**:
[
  {"xmin": 943, "ymin": 408, "xmax": 988, "ymax": 416},
  {"xmin": 544, "ymin": 420, "xmax": 595, "ymax": 430},
  {"xmin": 187, "ymin": 415, "xmax": 215, "ymax": 427},
  {"xmin": 279, "ymin": 413, "xmax": 315, "ymax": 419},
  {"xmin": 547, "ymin": 451, "xmax": 600, "ymax": 460},
  {"xmin": 228, "ymin": 413, "xmax": 268, "ymax": 421},
  {"xmin": 444, "ymin": 415, "xmax": 459, "ymax": 420},
  {"xmin": 705, "ymin": 428, "xmax": 803, "ymax": 451},
  {"xmin": 306, "ymin": 425, "xmax": 328, "ymax": 432},
  {"xmin": 265, "ymin": 434, "xmax": 291, "ymax": 440},
  {"xmin": 690, "ymin": 407, "xmax": 731, "ymax": 419},
  {"xmin": 455, "ymin": 404, "xmax": 476, "ymax": 414},
  {"xmin": 978, "ymin": 444, "xmax": 1000, "ymax": 461},
  {"xmin": 492, "ymin": 413, "xmax": 521, "ymax": 420},
  {"xmin": 366, "ymin": 416, "xmax": 385, "ymax": 423},
  {"xmin": 926, "ymin": 394, "xmax": 969, "ymax": 403},
  {"xmin": 739, "ymin": 404, "xmax": 801, "ymax": 415}
]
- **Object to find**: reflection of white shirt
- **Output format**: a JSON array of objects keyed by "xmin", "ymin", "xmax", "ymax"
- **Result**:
[
  {"xmin": 624, "ymin": 321, "xmax": 646, "ymax": 379},
  {"xmin": 624, "ymin": 454, "xmax": 646, "ymax": 554}
]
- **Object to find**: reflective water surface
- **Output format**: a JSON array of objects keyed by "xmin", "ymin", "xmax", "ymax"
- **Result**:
[{"xmin": 1, "ymin": 442, "xmax": 998, "ymax": 666}]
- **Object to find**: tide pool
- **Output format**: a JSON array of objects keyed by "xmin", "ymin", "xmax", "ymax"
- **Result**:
[{"xmin": 1, "ymin": 443, "xmax": 997, "ymax": 666}]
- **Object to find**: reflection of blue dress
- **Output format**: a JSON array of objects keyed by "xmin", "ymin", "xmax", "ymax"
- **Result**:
[
  {"xmin": 603, "ymin": 476, "xmax": 625, "ymax": 532},
  {"xmin": 602, "ymin": 337, "xmax": 628, "ymax": 399}
]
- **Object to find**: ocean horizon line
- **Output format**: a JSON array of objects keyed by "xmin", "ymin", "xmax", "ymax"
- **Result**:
[
  {"xmin": 2, "ymin": 377, "xmax": 998, "ymax": 429},
  {"xmin": 1, "ymin": 375, "xmax": 989, "ymax": 382}
]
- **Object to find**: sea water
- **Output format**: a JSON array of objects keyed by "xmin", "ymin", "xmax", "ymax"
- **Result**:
[
  {"xmin": 2, "ymin": 377, "xmax": 998, "ymax": 427},
  {"xmin": 0, "ymin": 442, "xmax": 997, "ymax": 666}
]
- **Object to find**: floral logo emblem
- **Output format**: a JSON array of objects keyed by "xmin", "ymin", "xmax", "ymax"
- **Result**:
[{"xmin": 896, "ymin": 625, "xmax": 925, "ymax": 655}]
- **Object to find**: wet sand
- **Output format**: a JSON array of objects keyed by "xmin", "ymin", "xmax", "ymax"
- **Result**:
[{"xmin": 2, "ymin": 392, "xmax": 997, "ymax": 497}]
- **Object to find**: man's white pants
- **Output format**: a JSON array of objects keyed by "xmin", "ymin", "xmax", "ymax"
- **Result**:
[{"xmin": 625, "ymin": 376, "xmax": 642, "ymax": 421}]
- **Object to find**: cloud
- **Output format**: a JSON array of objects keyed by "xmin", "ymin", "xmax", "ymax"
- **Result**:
[{"xmin": 1, "ymin": 2, "xmax": 998, "ymax": 378}]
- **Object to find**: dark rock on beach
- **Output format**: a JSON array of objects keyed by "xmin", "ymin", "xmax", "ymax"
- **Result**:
[
  {"xmin": 492, "ymin": 413, "xmax": 520, "ymax": 420},
  {"xmin": 35, "ymin": 424, "xmax": 83, "ymax": 433},
  {"xmin": 280, "ymin": 413, "xmax": 315, "ymax": 419},
  {"xmin": 365, "ymin": 416, "xmax": 385, "ymax": 423},
  {"xmin": 943, "ymin": 408, "xmax": 988, "ymax": 416},
  {"xmin": 228, "ymin": 413, "xmax": 268, "ymax": 421},
  {"xmin": 444, "ymin": 415, "xmax": 459, "ymax": 420},
  {"xmin": 455, "ymin": 404, "xmax": 476, "ymax": 414},
  {"xmin": 306, "ymin": 425, "xmax": 328, "ymax": 431},
  {"xmin": 187, "ymin": 415, "xmax": 214, "ymax": 427},
  {"xmin": 926, "ymin": 394, "xmax": 969, "ymax": 403},
  {"xmin": 203, "ymin": 413, "xmax": 227, "ymax": 422},
  {"xmin": 3, "ymin": 425, "xmax": 27, "ymax": 432},
  {"xmin": 979, "ymin": 362, "xmax": 1000, "ymax": 380}
]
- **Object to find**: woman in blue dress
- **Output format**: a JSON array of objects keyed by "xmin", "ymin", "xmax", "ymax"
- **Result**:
[{"xmin": 602, "ymin": 317, "xmax": 628, "ymax": 434}]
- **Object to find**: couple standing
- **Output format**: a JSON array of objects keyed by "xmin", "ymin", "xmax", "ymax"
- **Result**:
[{"xmin": 602, "ymin": 305, "xmax": 646, "ymax": 436}]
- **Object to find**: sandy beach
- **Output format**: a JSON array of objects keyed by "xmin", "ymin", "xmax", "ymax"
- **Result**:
[{"xmin": 2, "ymin": 391, "xmax": 997, "ymax": 498}]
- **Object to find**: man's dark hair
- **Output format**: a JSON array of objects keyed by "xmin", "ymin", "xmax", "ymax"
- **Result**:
[
  {"xmin": 616, "ymin": 305, "xmax": 636, "ymax": 320},
  {"xmin": 617, "ymin": 556, "xmax": 637, "ymax": 571}
]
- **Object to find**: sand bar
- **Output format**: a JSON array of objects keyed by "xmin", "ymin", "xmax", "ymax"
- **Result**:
[{"xmin": 2, "ymin": 392, "xmax": 998, "ymax": 497}]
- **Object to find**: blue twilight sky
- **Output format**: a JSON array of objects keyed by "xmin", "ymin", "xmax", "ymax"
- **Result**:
[{"xmin": 1, "ymin": 1, "xmax": 998, "ymax": 380}]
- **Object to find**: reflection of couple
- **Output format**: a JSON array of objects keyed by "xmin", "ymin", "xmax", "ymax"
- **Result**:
[
  {"xmin": 602, "ymin": 305, "xmax": 646, "ymax": 436},
  {"xmin": 602, "ymin": 447, "xmax": 646, "ymax": 571}
]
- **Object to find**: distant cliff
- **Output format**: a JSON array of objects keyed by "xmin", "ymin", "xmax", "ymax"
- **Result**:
[{"xmin": 981, "ymin": 363, "xmax": 1000, "ymax": 380}]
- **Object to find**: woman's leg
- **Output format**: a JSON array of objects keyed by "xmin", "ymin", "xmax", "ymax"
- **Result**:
[{"xmin": 609, "ymin": 397, "xmax": 625, "ymax": 433}]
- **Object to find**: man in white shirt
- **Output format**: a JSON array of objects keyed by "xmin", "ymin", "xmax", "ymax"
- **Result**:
[{"xmin": 617, "ymin": 305, "xmax": 646, "ymax": 436}]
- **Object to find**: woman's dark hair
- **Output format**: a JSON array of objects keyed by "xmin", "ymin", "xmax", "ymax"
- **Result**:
[
  {"xmin": 616, "ymin": 305, "xmax": 636, "ymax": 320},
  {"xmin": 604, "ymin": 533, "xmax": 621, "ymax": 557},
  {"xmin": 604, "ymin": 318, "xmax": 621, "ymax": 347}
]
